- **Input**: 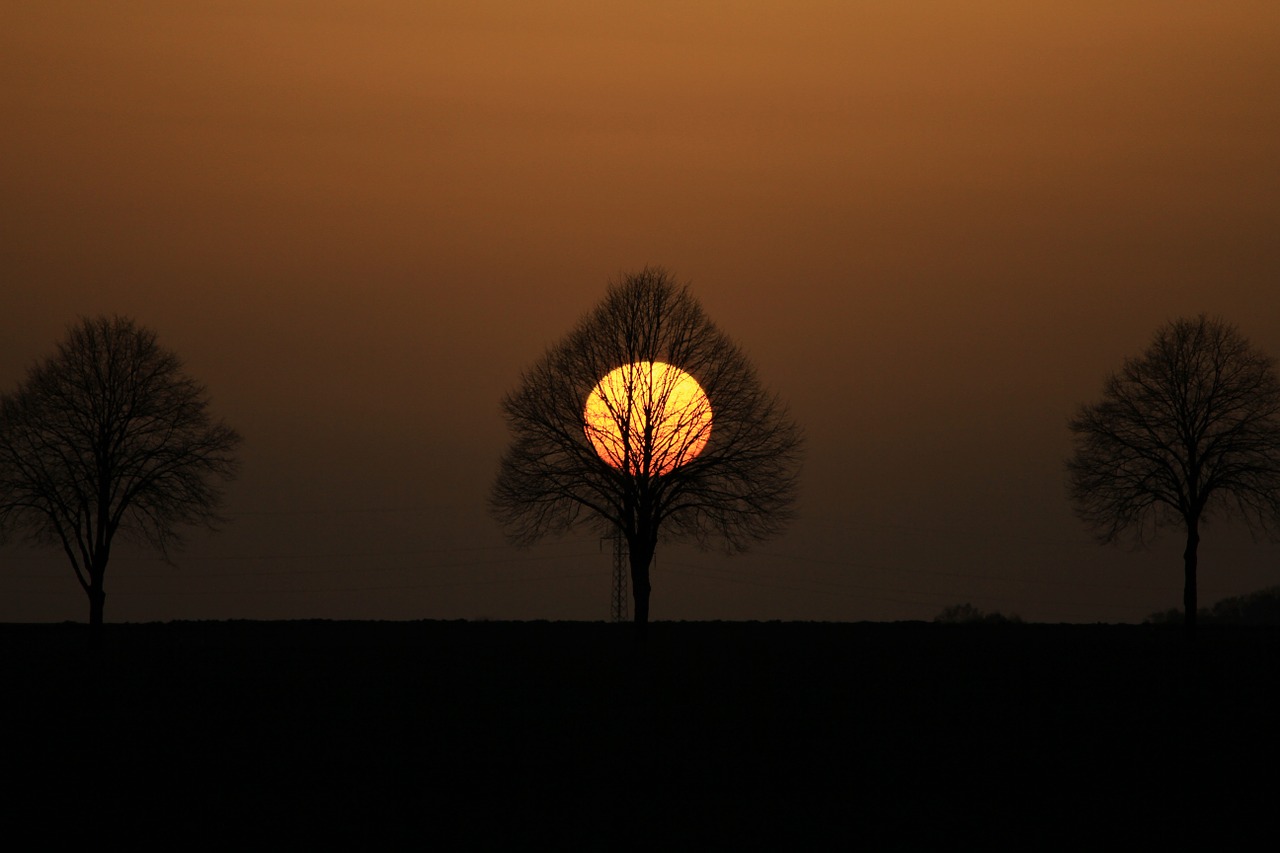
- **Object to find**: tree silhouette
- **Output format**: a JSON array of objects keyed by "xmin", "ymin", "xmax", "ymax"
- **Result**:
[
  {"xmin": 1067, "ymin": 314, "xmax": 1280, "ymax": 633},
  {"xmin": 490, "ymin": 268, "xmax": 802, "ymax": 631},
  {"xmin": 0, "ymin": 316, "xmax": 242, "ymax": 626}
]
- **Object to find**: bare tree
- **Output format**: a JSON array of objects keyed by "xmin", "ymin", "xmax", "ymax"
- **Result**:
[
  {"xmin": 1067, "ymin": 314, "xmax": 1280, "ymax": 633},
  {"xmin": 0, "ymin": 316, "xmax": 242, "ymax": 626},
  {"xmin": 491, "ymin": 268, "xmax": 802, "ymax": 631}
]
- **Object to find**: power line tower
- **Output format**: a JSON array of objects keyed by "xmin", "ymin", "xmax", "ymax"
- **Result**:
[{"xmin": 609, "ymin": 530, "xmax": 628, "ymax": 623}]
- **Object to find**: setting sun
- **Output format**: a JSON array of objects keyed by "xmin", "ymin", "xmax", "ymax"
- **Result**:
[{"xmin": 583, "ymin": 362, "xmax": 712, "ymax": 476}]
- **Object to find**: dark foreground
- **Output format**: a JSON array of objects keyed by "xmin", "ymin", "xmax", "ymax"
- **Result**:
[{"xmin": 5, "ymin": 620, "xmax": 1278, "ymax": 846}]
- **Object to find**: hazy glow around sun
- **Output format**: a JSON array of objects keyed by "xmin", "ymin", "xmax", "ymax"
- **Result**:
[{"xmin": 583, "ymin": 362, "xmax": 712, "ymax": 476}]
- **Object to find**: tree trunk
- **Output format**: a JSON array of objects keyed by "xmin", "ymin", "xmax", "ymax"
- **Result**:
[
  {"xmin": 1183, "ymin": 519, "xmax": 1199, "ymax": 636},
  {"xmin": 88, "ymin": 571, "xmax": 106, "ymax": 628}
]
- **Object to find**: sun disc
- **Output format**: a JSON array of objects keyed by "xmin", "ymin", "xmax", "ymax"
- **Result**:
[{"xmin": 583, "ymin": 362, "xmax": 712, "ymax": 475}]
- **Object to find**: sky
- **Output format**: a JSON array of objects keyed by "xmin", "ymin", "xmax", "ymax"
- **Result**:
[{"xmin": 2, "ymin": 1, "xmax": 1278, "ymax": 624}]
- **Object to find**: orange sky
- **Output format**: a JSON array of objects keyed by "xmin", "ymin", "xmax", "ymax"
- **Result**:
[{"xmin": 3, "ymin": 2, "xmax": 1279, "ymax": 623}]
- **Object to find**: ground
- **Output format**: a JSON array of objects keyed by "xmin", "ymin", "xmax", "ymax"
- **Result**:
[{"xmin": 5, "ymin": 620, "xmax": 1277, "ymax": 846}]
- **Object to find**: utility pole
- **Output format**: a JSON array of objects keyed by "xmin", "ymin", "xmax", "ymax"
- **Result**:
[{"xmin": 610, "ymin": 531, "xmax": 628, "ymax": 623}]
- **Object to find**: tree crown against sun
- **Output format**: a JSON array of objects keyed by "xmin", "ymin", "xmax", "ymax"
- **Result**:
[
  {"xmin": 582, "ymin": 360, "xmax": 713, "ymax": 477},
  {"xmin": 491, "ymin": 267, "xmax": 802, "ymax": 552}
]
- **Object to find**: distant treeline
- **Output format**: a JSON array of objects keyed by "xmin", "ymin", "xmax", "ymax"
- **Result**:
[
  {"xmin": 1146, "ymin": 586, "xmax": 1280, "ymax": 627},
  {"xmin": 935, "ymin": 587, "xmax": 1280, "ymax": 627}
]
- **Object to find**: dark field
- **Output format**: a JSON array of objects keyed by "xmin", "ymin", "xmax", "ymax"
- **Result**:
[{"xmin": 6, "ymin": 620, "xmax": 1278, "ymax": 846}]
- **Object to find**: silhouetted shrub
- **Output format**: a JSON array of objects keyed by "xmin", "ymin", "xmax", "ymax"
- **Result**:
[
  {"xmin": 934, "ymin": 603, "xmax": 1022, "ymax": 624},
  {"xmin": 1145, "ymin": 607, "xmax": 1187, "ymax": 626},
  {"xmin": 1209, "ymin": 586, "xmax": 1280, "ymax": 625},
  {"xmin": 1148, "ymin": 586, "xmax": 1280, "ymax": 626}
]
